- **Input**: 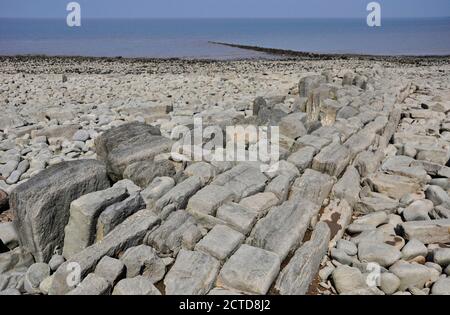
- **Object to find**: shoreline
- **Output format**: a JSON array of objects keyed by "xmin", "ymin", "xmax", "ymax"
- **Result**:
[
  {"xmin": 1, "ymin": 42, "xmax": 450, "ymax": 66},
  {"xmin": 209, "ymin": 41, "xmax": 450, "ymax": 62}
]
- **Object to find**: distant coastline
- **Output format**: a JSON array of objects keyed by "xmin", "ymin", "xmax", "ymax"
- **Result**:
[
  {"xmin": 209, "ymin": 41, "xmax": 450, "ymax": 63},
  {"xmin": 1, "ymin": 17, "xmax": 450, "ymax": 59},
  {"xmin": 1, "ymin": 48, "xmax": 449, "ymax": 68}
]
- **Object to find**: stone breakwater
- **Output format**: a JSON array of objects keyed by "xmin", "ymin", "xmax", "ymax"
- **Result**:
[{"xmin": 1, "ymin": 56, "xmax": 450, "ymax": 295}]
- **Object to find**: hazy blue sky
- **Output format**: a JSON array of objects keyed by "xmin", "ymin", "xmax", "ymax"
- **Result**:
[{"xmin": 1, "ymin": 0, "xmax": 449, "ymax": 18}]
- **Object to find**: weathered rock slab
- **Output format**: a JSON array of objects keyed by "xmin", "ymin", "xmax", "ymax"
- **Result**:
[
  {"xmin": 11, "ymin": 160, "xmax": 110, "ymax": 262},
  {"xmin": 238, "ymin": 192, "xmax": 279, "ymax": 219},
  {"xmin": 290, "ymin": 169, "xmax": 334, "ymax": 206},
  {"xmin": 66, "ymin": 273, "xmax": 111, "ymax": 295},
  {"xmin": 95, "ymin": 122, "xmax": 172, "ymax": 181},
  {"xmin": 145, "ymin": 210, "xmax": 199, "ymax": 256},
  {"xmin": 389, "ymin": 261, "xmax": 439, "ymax": 291},
  {"xmin": 248, "ymin": 199, "xmax": 320, "ymax": 261},
  {"xmin": 265, "ymin": 174, "xmax": 295, "ymax": 203},
  {"xmin": 332, "ymin": 165, "xmax": 361, "ymax": 206},
  {"xmin": 0, "ymin": 222, "xmax": 18, "ymax": 250},
  {"xmin": 398, "ymin": 219, "xmax": 450, "ymax": 244},
  {"xmin": 295, "ymin": 135, "xmax": 331, "ymax": 152},
  {"xmin": 155, "ymin": 176, "xmax": 203, "ymax": 211},
  {"xmin": 217, "ymin": 245, "xmax": 280, "ymax": 295},
  {"xmin": 366, "ymin": 173, "xmax": 421, "ymax": 200},
  {"xmin": 94, "ymin": 256, "xmax": 125, "ymax": 285},
  {"xmin": 320, "ymin": 199, "xmax": 353, "ymax": 245},
  {"xmin": 299, "ymin": 75, "xmax": 326, "ymax": 98},
  {"xmin": 186, "ymin": 185, "xmax": 235, "ymax": 217},
  {"xmin": 332, "ymin": 265, "xmax": 368, "ymax": 294},
  {"xmin": 140, "ymin": 177, "xmax": 175, "ymax": 208},
  {"xmin": 355, "ymin": 193, "xmax": 399, "ymax": 214},
  {"xmin": 120, "ymin": 245, "xmax": 165, "ymax": 282},
  {"xmin": 287, "ymin": 146, "xmax": 316, "ymax": 171},
  {"xmin": 211, "ymin": 164, "xmax": 267, "ymax": 201},
  {"xmin": 164, "ymin": 249, "xmax": 220, "ymax": 295},
  {"xmin": 63, "ymin": 186, "xmax": 128, "ymax": 259},
  {"xmin": 123, "ymin": 160, "xmax": 176, "ymax": 188},
  {"xmin": 195, "ymin": 225, "xmax": 244, "ymax": 261},
  {"xmin": 216, "ymin": 203, "xmax": 258, "ymax": 235},
  {"xmin": 358, "ymin": 241, "xmax": 402, "ymax": 267},
  {"xmin": 313, "ymin": 142, "xmax": 351, "ymax": 177},
  {"xmin": 96, "ymin": 193, "xmax": 146, "ymax": 241},
  {"xmin": 275, "ymin": 222, "xmax": 330, "ymax": 295},
  {"xmin": 112, "ymin": 276, "xmax": 161, "ymax": 295},
  {"xmin": 279, "ymin": 113, "xmax": 307, "ymax": 140}
]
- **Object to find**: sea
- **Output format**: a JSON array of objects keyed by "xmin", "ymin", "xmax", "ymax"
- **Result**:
[{"xmin": 0, "ymin": 17, "xmax": 449, "ymax": 59}]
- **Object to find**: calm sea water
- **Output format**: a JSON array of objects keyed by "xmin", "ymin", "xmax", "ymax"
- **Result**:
[{"xmin": 0, "ymin": 18, "xmax": 449, "ymax": 59}]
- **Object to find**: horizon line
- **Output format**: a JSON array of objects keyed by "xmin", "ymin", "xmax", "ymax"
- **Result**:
[{"xmin": 1, "ymin": 16, "xmax": 449, "ymax": 19}]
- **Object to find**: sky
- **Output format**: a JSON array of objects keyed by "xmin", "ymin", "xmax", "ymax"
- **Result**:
[{"xmin": 0, "ymin": 0, "xmax": 449, "ymax": 19}]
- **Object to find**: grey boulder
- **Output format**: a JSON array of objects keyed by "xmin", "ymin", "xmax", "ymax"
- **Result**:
[
  {"xmin": 63, "ymin": 186, "xmax": 128, "ymax": 259},
  {"xmin": 164, "ymin": 250, "xmax": 220, "ymax": 295},
  {"xmin": 95, "ymin": 122, "xmax": 172, "ymax": 181},
  {"xmin": 96, "ymin": 193, "xmax": 146, "ymax": 241},
  {"xmin": 48, "ymin": 254, "xmax": 65, "ymax": 272},
  {"xmin": 332, "ymin": 265, "xmax": 368, "ymax": 294},
  {"xmin": 401, "ymin": 239, "xmax": 428, "ymax": 261},
  {"xmin": 275, "ymin": 222, "xmax": 330, "ymax": 295},
  {"xmin": 431, "ymin": 278, "xmax": 450, "ymax": 295},
  {"xmin": 10, "ymin": 160, "xmax": 110, "ymax": 262},
  {"xmin": 358, "ymin": 241, "xmax": 401, "ymax": 267},
  {"xmin": 248, "ymin": 199, "xmax": 320, "ymax": 261},
  {"xmin": 389, "ymin": 261, "xmax": 440, "ymax": 291},
  {"xmin": 402, "ymin": 200, "xmax": 433, "ymax": 221},
  {"xmin": 144, "ymin": 210, "xmax": 200, "ymax": 256},
  {"xmin": 195, "ymin": 225, "xmax": 244, "ymax": 261},
  {"xmin": 217, "ymin": 245, "xmax": 280, "ymax": 295},
  {"xmin": 112, "ymin": 276, "xmax": 161, "ymax": 295},
  {"xmin": 336, "ymin": 239, "xmax": 358, "ymax": 256},
  {"xmin": 123, "ymin": 160, "xmax": 176, "ymax": 188},
  {"xmin": 433, "ymin": 248, "xmax": 450, "ymax": 267},
  {"xmin": 94, "ymin": 256, "xmax": 125, "ymax": 285},
  {"xmin": 66, "ymin": 273, "xmax": 111, "ymax": 295},
  {"xmin": 24, "ymin": 263, "xmax": 50, "ymax": 294},
  {"xmin": 120, "ymin": 245, "xmax": 165, "ymax": 282},
  {"xmin": 379, "ymin": 272, "xmax": 401, "ymax": 295}
]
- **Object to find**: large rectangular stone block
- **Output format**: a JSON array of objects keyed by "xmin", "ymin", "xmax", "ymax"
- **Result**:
[
  {"xmin": 248, "ymin": 199, "xmax": 321, "ymax": 261},
  {"xmin": 275, "ymin": 222, "xmax": 330, "ymax": 295},
  {"xmin": 63, "ymin": 186, "xmax": 128, "ymax": 259},
  {"xmin": 398, "ymin": 219, "xmax": 450, "ymax": 244},
  {"xmin": 96, "ymin": 193, "xmax": 145, "ymax": 242},
  {"xmin": 10, "ymin": 160, "xmax": 110, "ymax": 262},
  {"xmin": 211, "ymin": 164, "xmax": 268, "ymax": 201},
  {"xmin": 95, "ymin": 122, "xmax": 173, "ymax": 181},
  {"xmin": 312, "ymin": 142, "xmax": 351, "ymax": 177},
  {"xmin": 164, "ymin": 250, "xmax": 220, "ymax": 295},
  {"xmin": 217, "ymin": 245, "xmax": 280, "ymax": 295},
  {"xmin": 290, "ymin": 169, "xmax": 334, "ymax": 206}
]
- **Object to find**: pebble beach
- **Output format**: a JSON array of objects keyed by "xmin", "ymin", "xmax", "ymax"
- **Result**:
[{"xmin": 1, "ymin": 53, "xmax": 450, "ymax": 295}]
